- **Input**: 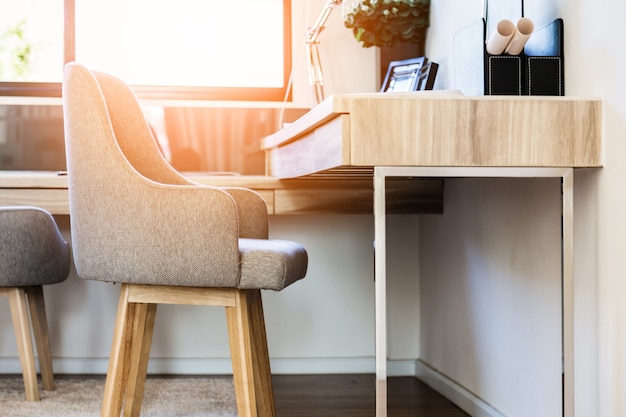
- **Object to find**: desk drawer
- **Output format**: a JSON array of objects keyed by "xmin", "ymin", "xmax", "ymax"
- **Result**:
[{"xmin": 266, "ymin": 116, "xmax": 349, "ymax": 178}]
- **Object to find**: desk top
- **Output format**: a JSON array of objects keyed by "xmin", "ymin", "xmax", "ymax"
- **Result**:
[{"xmin": 262, "ymin": 93, "xmax": 603, "ymax": 178}]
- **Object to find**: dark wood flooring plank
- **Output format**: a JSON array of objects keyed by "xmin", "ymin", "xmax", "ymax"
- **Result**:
[{"xmin": 273, "ymin": 374, "xmax": 469, "ymax": 417}]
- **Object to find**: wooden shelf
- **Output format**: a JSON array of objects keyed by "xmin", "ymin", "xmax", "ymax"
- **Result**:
[{"xmin": 0, "ymin": 171, "xmax": 442, "ymax": 215}]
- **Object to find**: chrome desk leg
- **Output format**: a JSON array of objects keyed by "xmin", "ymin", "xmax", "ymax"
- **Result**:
[
  {"xmin": 374, "ymin": 167, "xmax": 575, "ymax": 417},
  {"xmin": 373, "ymin": 167, "xmax": 387, "ymax": 417},
  {"xmin": 372, "ymin": 166, "xmax": 574, "ymax": 417},
  {"xmin": 562, "ymin": 168, "xmax": 574, "ymax": 417}
]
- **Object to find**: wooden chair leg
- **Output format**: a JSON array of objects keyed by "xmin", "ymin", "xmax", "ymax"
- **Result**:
[
  {"xmin": 25, "ymin": 286, "xmax": 55, "ymax": 391},
  {"xmin": 248, "ymin": 290, "xmax": 276, "ymax": 417},
  {"xmin": 102, "ymin": 284, "xmax": 135, "ymax": 417},
  {"xmin": 7, "ymin": 288, "xmax": 39, "ymax": 401},
  {"xmin": 123, "ymin": 301, "xmax": 157, "ymax": 417},
  {"xmin": 226, "ymin": 289, "xmax": 257, "ymax": 417}
]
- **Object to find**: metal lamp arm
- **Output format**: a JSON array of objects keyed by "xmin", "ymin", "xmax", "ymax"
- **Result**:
[{"xmin": 305, "ymin": 0, "xmax": 342, "ymax": 104}]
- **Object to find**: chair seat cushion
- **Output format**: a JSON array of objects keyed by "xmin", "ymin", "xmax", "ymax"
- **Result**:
[{"xmin": 238, "ymin": 238, "xmax": 308, "ymax": 291}]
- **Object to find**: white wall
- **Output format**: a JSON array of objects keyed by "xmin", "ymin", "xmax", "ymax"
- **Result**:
[
  {"xmin": 422, "ymin": 0, "xmax": 625, "ymax": 416},
  {"xmin": 420, "ymin": 179, "xmax": 563, "ymax": 417}
]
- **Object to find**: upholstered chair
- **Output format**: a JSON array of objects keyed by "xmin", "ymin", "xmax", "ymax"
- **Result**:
[
  {"xmin": 0, "ymin": 206, "xmax": 71, "ymax": 401},
  {"xmin": 62, "ymin": 62, "xmax": 308, "ymax": 417}
]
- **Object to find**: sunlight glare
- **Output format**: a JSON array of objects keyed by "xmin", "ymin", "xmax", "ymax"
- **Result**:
[
  {"xmin": 75, "ymin": 0, "xmax": 285, "ymax": 88},
  {"xmin": 0, "ymin": 0, "xmax": 63, "ymax": 81}
]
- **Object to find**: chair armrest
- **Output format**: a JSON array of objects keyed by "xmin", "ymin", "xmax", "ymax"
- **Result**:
[
  {"xmin": 70, "ymin": 180, "xmax": 244, "ymax": 287},
  {"xmin": 222, "ymin": 187, "xmax": 269, "ymax": 239}
]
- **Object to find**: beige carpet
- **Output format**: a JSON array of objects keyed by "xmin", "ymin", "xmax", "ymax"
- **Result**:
[{"xmin": 0, "ymin": 376, "xmax": 237, "ymax": 416}]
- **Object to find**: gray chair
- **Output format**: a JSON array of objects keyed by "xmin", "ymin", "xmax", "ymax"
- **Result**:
[
  {"xmin": 62, "ymin": 62, "xmax": 308, "ymax": 417},
  {"xmin": 0, "ymin": 206, "xmax": 70, "ymax": 401}
]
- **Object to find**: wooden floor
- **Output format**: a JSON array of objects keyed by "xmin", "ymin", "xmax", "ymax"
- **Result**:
[
  {"xmin": 273, "ymin": 374, "xmax": 470, "ymax": 417},
  {"xmin": 8, "ymin": 373, "xmax": 468, "ymax": 416}
]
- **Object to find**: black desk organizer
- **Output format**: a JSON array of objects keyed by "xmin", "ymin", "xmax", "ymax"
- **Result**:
[{"xmin": 454, "ymin": 0, "xmax": 564, "ymax": 96}]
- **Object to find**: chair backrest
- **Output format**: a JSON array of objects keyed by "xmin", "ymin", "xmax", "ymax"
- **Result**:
[
  {"xmin": 0, "ymin": 206, "xmax": 70, "ymax": 287},
  {"xmin": 62, "ymin": 63, "xmax": 242, "ymax": 286},
  {"xmin": 91, "ymin": 70, "xmax": 190, "ymax": 185}
]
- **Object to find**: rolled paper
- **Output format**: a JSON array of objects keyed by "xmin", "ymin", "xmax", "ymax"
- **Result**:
[
  {"xmin": 485, "ymin": 19, "xmax": 516, "ymax": 55},
  {"xmin": 504, "ymin": 17, "xmax": 535, "ymax": 56}
]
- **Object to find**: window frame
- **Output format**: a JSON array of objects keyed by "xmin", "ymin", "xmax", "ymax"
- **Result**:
[{"xmin": 0, "ymin": 0, "xmax": 293, "ymax": 101}]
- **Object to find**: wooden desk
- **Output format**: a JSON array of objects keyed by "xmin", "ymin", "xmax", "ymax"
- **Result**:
[
  {"xmin": 0, "ymin": 171, "xmax": 443, "ymax": 215},
  {"xmin": 261, "ymin": 92, "xmax": 603, "ymax": 417}
]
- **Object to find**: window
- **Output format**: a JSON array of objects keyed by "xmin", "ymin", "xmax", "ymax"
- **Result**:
[
  {"xmin": 0, "ymin": 0, "xmax": 64, "ymax": 95},
  {"xmin": 0, "ymin": 0, "xmax": 292, "ymax": 101}
]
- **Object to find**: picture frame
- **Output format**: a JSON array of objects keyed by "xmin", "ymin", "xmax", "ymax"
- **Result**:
[{"xmin": 381, "ymin": 56, "xmax": 439, "ymax": 92}]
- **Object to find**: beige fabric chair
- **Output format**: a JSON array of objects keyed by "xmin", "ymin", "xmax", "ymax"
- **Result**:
[
  {"xmin": 0, "ymin": 206, "xmax": 70, "ymax": 401},
  {"xmin": 62, "ymin": 62, "xmax": 308, "ymax": 417}
]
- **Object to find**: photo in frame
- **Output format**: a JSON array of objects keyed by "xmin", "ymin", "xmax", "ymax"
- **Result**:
[{"xmin": 381, "ymin": 56, "xmax": 439, "ymax": 92}]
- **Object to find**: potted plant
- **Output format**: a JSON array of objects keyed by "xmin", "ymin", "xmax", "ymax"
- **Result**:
[
  {"xmin": 343, "ymin": 0, "xmax": 431, "ymax": 87},
  {"xmin": 343, "ymin": 0, "xmax": 431, "ymax": 48}
]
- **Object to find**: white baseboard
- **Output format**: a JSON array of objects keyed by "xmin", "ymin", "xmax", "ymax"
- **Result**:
[
  {"xmin": 0, "ymin": 357, "xmax": 416, "ymax": 376},
  {"xmin": 415, "ymin": 360, "xmax": 506, "ymax": 417}
]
